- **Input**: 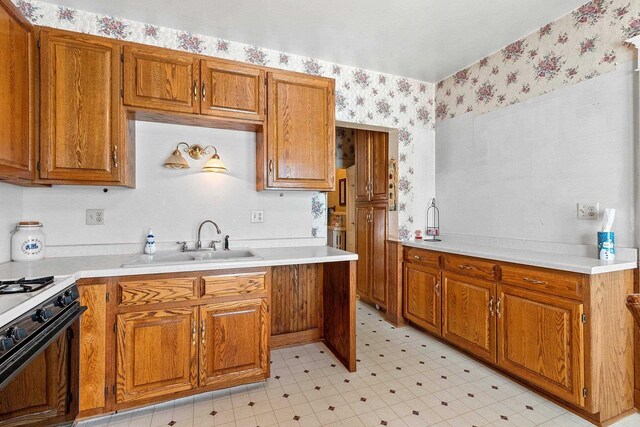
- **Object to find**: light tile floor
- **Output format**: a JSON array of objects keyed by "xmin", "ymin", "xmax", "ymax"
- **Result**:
[{"xmin": 77, "ymin": 302, "xmax": 640, "ymax": 427}]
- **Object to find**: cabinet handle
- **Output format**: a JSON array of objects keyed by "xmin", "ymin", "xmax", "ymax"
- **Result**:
[
  {"xmin": 112, "ymin": 146, "xmax": 118, "ymax": 169},
  {"xmin": 523, "ymin": 277, "xmax": 547, "ymax": 285},
  {"xmin": 201, "ymin": 319, "xmax": 206, "ymax": 344},
  {"xmin": 193, "ymin": 80, "xmax": 198, "ymax": 100},
  {"xmin": 496, "ymin": 298, "xmax": 501, "ymax": 318},
  {"xmin": 413, "ymin": 255, "xmax": 424, "ymax": 260},
  {"xmin": 191, "ymin": 321, "xmax": 196, "ymax": 345},
  {"xmin": 268, "ymin": 159, "xmax": 274, "ymax": 176},
  {"xmin": 489, "ymin": 297, "xmax": 494, "ymax": 316},
  {"xmin": 435, "ymin": 281, "xmax": 440, "ymax": 295},
  {"xmin": 202, "ymin": 82, "xmax": 206, "ymax": 101},
  {"xmin": 457, "ymin": 264, "xmax": 474, "ymax": 270}
]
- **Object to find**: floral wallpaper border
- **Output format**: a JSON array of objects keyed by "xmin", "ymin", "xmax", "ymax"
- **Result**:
[
  {"xmin": 14, "ymin": 0, "xmax": 436, "ymax": 241},
  {"xmin": 436, "ymin": 0, "xmax": 639, "ymax": 122}
]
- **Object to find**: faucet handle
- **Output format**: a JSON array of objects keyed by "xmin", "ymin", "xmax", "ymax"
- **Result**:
[
  {"xmin": 210, "ymin": 240, "xmax": 222, "ymax": 251},
  {"xmin": 176, "ymin": 241, "xmax": 188, "ymax": 252}
]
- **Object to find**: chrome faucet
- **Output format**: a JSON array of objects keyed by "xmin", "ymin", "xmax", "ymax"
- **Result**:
[{"xmin": 196, "ymin": 220, "xmax": 222, "ymax": 250}]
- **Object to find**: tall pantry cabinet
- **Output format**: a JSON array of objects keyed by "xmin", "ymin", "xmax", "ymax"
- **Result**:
[{"xmin": 355, "ymin": 129, "xmax": 388, "ymax": 309}]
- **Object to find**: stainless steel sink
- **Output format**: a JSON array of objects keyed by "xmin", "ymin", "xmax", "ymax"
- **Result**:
[{"xmin": 121, "ymin": 249, "xmax": 262, "ymax": 267}]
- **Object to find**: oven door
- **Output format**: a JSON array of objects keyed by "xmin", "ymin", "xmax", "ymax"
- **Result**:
[{"xmin": 0, "ymin": 302, "xmax": 86, "ymax": 427}]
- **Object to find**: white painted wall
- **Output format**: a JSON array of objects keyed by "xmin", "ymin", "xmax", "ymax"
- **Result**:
[
  {"xmin": 436, "ymin": 62, "xmax": 636, "ymax": 247},
  {"xmin": 18, "ymin": 122, "xmax": 320, "ymax": 253},
  {"xmin": 0, "ymin": 184, "xmax": 23, "ymax": 262},
  {"xmin": 412, "ymin": 127, "xmax": 436, "ymax": 233}
]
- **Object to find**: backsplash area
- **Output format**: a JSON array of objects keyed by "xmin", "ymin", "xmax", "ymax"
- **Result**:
[
  {"xmin": 0, "ymin": 184, "xmax": 23, "ymax": 263},
  {"xmin": 13, "ymin": 122, "xmax": 324, "ymax": 257}
]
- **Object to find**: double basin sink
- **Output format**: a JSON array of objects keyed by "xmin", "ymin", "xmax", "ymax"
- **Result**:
[{"xmin": 122, "ymin": 249, "xmax": 262, "ymax": 268}]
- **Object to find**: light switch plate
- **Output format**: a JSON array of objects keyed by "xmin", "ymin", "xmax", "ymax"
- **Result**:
[
  {"xmin": 86, "ymin": 209, "xmax": 105, "ymax": 225},
  {"xmin": 577, "ymin": 203, "xmax": 599, "ymax": 220},
  {"xmin": 250, "ymin": 210, "xmax": 264, "ymax": 223}
]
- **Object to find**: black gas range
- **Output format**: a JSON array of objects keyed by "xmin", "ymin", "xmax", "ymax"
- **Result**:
[{"xmin": 0, "ymin": 275, "xmax": 86, "ymax": 426}]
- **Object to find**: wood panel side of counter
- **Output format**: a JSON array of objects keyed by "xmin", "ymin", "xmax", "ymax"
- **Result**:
[
  {"xmin": 271, "ymin": 264, "xmax": 323, "ymax": 348},
  {"xmin": 385, "ymin": 240, "xmax": 404, "ymax": 327},
  {"xmin": 322, "ymin": 261, "xmax": 356, "ymax": 372}
]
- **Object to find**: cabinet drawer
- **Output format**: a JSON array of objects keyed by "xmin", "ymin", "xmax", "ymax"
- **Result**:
[
  {"xmin": 203, "ymin": 273, "xmax": 266, "ymax": 297},
  {"xmin": 443, "ymin": 254, "xmax": 498, "ymax": 281},
  {"xmin": 500, "ymin": 264, "xmax": 585, "ymax": 300},
  {"xmin": 404, "ymin": 247, "xmax": 440, "ymax": 268},
  {"xmin": 118, "ymin": 277, "xmax": 198, "ymax": 306}
]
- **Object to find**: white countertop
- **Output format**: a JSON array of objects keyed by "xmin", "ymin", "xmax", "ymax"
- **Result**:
[
  {"xmin": 0, "ymin": 246, "xmax": 357, "ymax": 327},
  {"xmin": 0, "ymin": 246, "xmax": 357, "ymax": 282},
  {"xmin": 403, "ymin": 240, "xmax": 637, "ymax": 274}
]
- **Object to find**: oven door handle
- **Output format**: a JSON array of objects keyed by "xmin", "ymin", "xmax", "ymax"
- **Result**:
[{"xmin": 0, "ymin": 301, "xmax": 87, "ymax": 389}]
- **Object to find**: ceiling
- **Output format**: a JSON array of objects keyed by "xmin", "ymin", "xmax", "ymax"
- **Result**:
[{"xmin": 52, "ymin": 0, "xmax": 588, "ymax": 82}]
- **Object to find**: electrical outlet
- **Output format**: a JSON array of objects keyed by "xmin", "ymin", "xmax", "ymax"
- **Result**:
[
  {"xmin": 250, "ymin": 210, "xmax": 264, "ymax": 223},
  {"xmin": 577, "ymin": 203, "xmax": 599, "ymax": 220},
  {"xmin": 86, "ymin": 209, "xmax": 105, "ymax": 225}
]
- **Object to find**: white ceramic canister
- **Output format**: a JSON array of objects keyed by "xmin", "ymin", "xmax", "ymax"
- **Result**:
[{"xmin": 11, "ymin": 221, "xmax": 46, "ymax": 261}]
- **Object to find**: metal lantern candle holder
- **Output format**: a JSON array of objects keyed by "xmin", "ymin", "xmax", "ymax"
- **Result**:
[{"xmin": 425, "ymin": 198, "xmax": 441, "ymax": 241}]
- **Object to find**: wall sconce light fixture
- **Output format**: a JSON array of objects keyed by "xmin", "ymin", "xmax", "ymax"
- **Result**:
[{"xmin": 163, "ymin": 142, "xmax": 227, "ymax": 173}]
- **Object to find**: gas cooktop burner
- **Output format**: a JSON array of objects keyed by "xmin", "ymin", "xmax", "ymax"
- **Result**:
[{"xmin": 0, "ymin": 276, "xmax": 55, "ymax": 294}]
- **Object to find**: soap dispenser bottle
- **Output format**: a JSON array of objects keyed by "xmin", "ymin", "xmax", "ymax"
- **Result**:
[{"xmin": 144, "ymin": 228, "xmax": 156, "ymax": 254}]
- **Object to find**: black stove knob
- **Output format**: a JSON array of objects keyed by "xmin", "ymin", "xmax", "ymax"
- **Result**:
[
  {"xmin": 8, "ymin": 327, "xmax": 26, "ymax": 342},
  {"xmin": 0, "ymin": 337, "xmax": 14, "ymax": 351},
  {"xmin": 35, "ymin": 308, "xmax": 53, "ymax": 323},
  {"xmin": 57, "ymin": 292, "xmax": 73, "ymax": 307}
]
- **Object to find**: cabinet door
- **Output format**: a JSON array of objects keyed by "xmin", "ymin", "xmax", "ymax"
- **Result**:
[
  {"xmin": 199, "ymin": 299, "xmax": 269, "ymax": 388},
  {"xmin": 78, "ymin": 282, "xmax": 108, "ymax": 414},
  {"xmin": 0, "ymin": 0, "xmax": 34, "ymax": 182},
  {"xmin": 355, "ymin": 206, "xmax": 370, "ymax": 299},
  {"xmin": 442, "ymin": 272, "xmax": 496, "ymax": 363},
  {"xmin": 369, "ymin": 204, "xmax": 387, "ymax": 308},
  {"xmin": 123, "ymin": 46, "xmax": 199, "ymax": 113},
  {"xmin": 355, "ymin": 130, "xmax": 370, "ymax": 202},
  {"xmin": 403, "ymin": 262, "xmax": 441, "ymax": 335},
  {"xmin": 265, "ymin": 71, "xmax": 335, "ymax": 190},
  {"xmin": 370, "ymin": 131, "xmax": 388, "ymax": 202},
  {"xmin": 116, "ymin": 308, "xmax": 198, "ymax": 404},
  {"xmin": 40, "ymin": 31, "xmax": 121, "ymax": 183},
  {"xmin": 497, "ymin": 284, "xmax": 585, "ymax": 407},
  {"xmin": 201, "ymin": 59, "xmax": 264, "ymax": 121}
]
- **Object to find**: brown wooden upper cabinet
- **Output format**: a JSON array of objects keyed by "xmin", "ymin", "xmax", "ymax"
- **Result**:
[
  {"xmin": 0, "ymin": 0, "xmax": 35, "ymax": 184},
  {"xmin": 200, "ymin": 60, "xmax": 264, "ymax": 121},
  {"xmin": 124, "ymin": 47, "xmax": 265, "ymax": 121},
  {"xmin": 356, "ymin": 130, "xmax": 388, "ymax": 203},
  {"xmin": 39, "ymin": 30, "xmax": 131, "ymax": 185},
  {"xmin": 123, "ymin": 46, "xmax": 200, "ymax": 114},
  {"xmin": 261, "ymin": 71, "xmax": 335, "ymax": 191}
]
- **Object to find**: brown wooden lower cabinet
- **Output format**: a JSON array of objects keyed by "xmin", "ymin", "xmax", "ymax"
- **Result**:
[
  {"xmin": 401, "ymin": 246, "xmax": 634, "ymax": 425},
  {"xmin": 116, "ymin": 307, "xmax": 199, "ymax": 404},
  {"xmin": 199, "ymin": 299, "xmax": 269, "ymax": 388},
  {"xmin": 497, "ymin": 284, "xmax": 585, "ymax": 407},
  {"xmin": 76, "ymin": 262, "xmax": 357, "ymax": 419},
  {"xmin": 355, "ymin": 204, "xmax": 387, "ymax": 308},
  {"xmin": 403, "ymin": 262, "xmax": 440, "ymax": 335},
  {"xmin": 442, "ymin": 272, "xmax": 496, "ymax": 364}
]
